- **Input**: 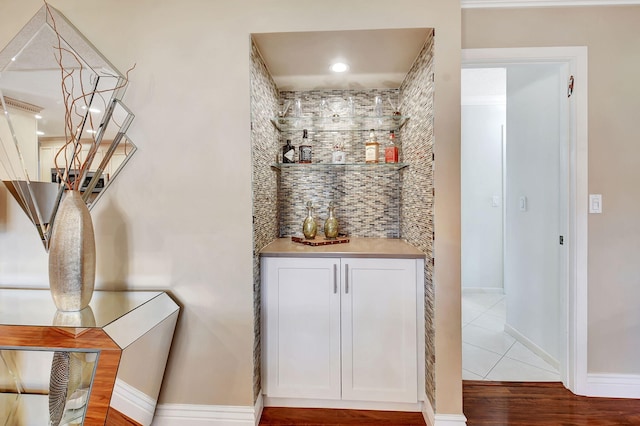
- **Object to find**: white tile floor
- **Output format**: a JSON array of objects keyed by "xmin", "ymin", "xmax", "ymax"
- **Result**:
[{"xmin": 462, "ymin": 291, "xmax": 561, "ymax": 381}]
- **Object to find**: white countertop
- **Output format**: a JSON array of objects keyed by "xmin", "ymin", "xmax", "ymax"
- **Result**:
[{"xmin": 260, "ymin": 237, "xmax": 425, "ymax": 259}]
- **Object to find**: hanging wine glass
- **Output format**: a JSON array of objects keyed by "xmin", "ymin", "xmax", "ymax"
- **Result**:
[
  {"xmin": 277, "ymin": 100, "xmax": 291, "ymax": 124},
  {"xmin": 374, "ymin": 95, "xmax": 383, "ymax": 116},
  {"xmin": 293, "ymin": 98, "xmax": 302, "ymax": 117},
  {"xmin": 319, "ymin": 98, "xmax": 329, "ymax": 118},
  {"xmin": 388, "ymin": 97, "xmax": 401, "ymax": 119}
]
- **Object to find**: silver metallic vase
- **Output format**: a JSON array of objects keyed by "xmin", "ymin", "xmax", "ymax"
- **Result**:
[{"xmin": 48, "ymin": 190, "xmax": 96, "ymax": 312}]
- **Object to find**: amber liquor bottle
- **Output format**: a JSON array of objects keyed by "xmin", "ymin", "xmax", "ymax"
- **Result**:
[
  {"xmin": 385, "ymin": 130, "xmax": 399, "ymax": 163},
  {"xmin": 365, "ymin": 129, "xmax": 379, "ymax": 163}
]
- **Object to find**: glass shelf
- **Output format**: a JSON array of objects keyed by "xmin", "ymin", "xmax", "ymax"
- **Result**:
[
  {"xmin": 271, "ymin": 162, "xmax": 408, "ymax": 171},
  {"xmin": 270, "ymin": 115, "xmax": 409, "ymax": 132}
]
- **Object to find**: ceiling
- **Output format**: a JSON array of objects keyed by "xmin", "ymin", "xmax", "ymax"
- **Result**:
[
  {"xmin": 253, "ymin": 0, "xmax": 639, "ymax": 92},
  {"xmin": 252, "ymin": 28, "xmax": 432, "ymax": 91}
]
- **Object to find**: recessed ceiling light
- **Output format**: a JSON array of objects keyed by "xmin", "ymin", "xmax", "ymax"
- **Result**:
[
  {"xmin": 330, "ymin": 62, "xmax": 349, "ymax": 73},
  {"xmin": 36, "ymin": 131, "xmax": 44, "ymax": 136}
]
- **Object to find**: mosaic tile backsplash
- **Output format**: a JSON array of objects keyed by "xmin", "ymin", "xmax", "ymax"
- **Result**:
[
  {"xmin": 400, "ymin": 31, "xmax": 436, "ymax": 408},
  {"xmin": 278, "ymin": 167, "xmax": 401, "ymax": 238},
  {"xmin": 250, "ymin": 39, "xmax": 279, "ymax": 401},
  {"xmin": 277, "ymin": 89, "xmax": 404, "ymax": 238},
  {"xmin": 278, "ymin": 90, "xmax": 401, "ymax": 164}
]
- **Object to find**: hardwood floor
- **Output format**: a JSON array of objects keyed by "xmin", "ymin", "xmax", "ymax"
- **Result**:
[
  {"xmin": 259, "ymin": 382, "xmax": 640, "ymax": 425},
  {"xmin": 106, "ymin": 407, "xmax": 142, "ymax": 425},
  {"xmin": 464, "ymin": 381, "xmax": 640, "ymax": 425},
  {"xmin": 259, "ymin": 407, "xmax": 426, "ymax": 425}
]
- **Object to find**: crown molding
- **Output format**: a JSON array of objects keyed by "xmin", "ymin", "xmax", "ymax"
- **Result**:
[
  {"xmin": 462, "ymin": 0, "xmax": 640, "ymax": 8},
  {"xmin": 2, "ymin": 96, "xmax": 42, "ymax": 114}
]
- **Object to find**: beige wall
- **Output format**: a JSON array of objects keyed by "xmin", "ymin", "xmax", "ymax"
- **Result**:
[
  {"xmin": 432, "ymin": 1, "xmax": 463, "ymax": 415},
  {"xmin": 463, "ymin": 5, "xmax": 640, "ymax": 374},
  {"xmin": 0, "ymin": 0, "xmax": 463, "ymax": 414}
]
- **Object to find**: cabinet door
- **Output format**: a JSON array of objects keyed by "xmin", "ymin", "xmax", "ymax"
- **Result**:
[
  {"xmin": 262, "ymin": 257, "xmax": 341, "ymax": 399},
  {"xmin": 341, "ymin": 258, "xmax": 418, "ymax": 403}
]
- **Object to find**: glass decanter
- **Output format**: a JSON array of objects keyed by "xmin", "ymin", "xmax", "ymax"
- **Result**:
[
  {"xmin": 324, "ymin": 202, "xmax": 339, "ymax": 239},
  {"xmin": 302, "ymin": 201, "xmax": 317, "ymax": 239}
]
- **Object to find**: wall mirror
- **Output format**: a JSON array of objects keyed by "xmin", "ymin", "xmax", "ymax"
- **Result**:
[{"xmin": 0, "ymin": 5, "xmax": 136, "ymax": 249}]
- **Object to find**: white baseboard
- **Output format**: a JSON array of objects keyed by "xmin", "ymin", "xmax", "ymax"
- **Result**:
[
  {"xmin": 504, "ymin": 323, "xmax": 560, "ymax": 370},
  {"xmin": 253, "ymin": 394, "xmax": 263, "ymax": 426},
  {"xmin": 152, "ymin": 394, "xmax": 263, "ymax": 426},
  {"xmin": 434, "ymin": 414, "xmax": 468, "ymax": 426},
  {"xmin": 263, "ymin": 396, "xmax": 422, "ymax": 412},
  {"xmin": 421, "ymin": 397, "xmax": 435, "ymax": 426},
  {"xmin": 111, "ymin": 378, "xmax": 156, "ymax": 425},
  {"xmin": 420, "ymin": 396, "xmax": 467, "ymax": 426},
  {"xmin": 152, "ymin": 393, "xmax": 467, "ymax": 426},
  {"xmin": 585, "ymin": 373, "xmax": 640, "ymax": 399}
]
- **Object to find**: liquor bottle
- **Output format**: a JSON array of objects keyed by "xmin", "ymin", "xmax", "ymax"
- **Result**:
[
  {"xmin": 385, "ymin": 130, "xmax": 399, "ymax": 163},
  {"xmin": 282, "ymin": 139, "xmax": 295, "ymax": 163},
  {"xmin": 365, "ymin": 129, "xmax": 379, "ymax": 163},
  {"xmin": 299, "ymin": 129, "xmax": 312, "ymax": 163}
]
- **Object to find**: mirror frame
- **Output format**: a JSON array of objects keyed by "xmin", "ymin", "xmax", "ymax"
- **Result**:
[{"xmin": 0, "ymin": 4, "xmax": 136, "ymax": 249}]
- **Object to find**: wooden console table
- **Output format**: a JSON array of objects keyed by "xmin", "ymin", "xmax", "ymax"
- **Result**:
[{"xmin": 0, "ymin": 289, "xmax": 179, "ymax": 425}]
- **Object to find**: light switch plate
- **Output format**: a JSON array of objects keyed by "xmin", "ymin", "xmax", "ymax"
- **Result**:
[
  {"xmin": 519, "ymin": 196, "xmax": 527, "ymax": 212},
  {"xmin": 589, "ymin": 194, "xmax": 602, "ymax": 213}
]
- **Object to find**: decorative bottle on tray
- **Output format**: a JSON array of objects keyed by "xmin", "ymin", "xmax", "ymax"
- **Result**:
[
  {"xmin": 302, "ymin": 201, "xmax": 317, "ymax": 239},
  {"xmin": 324, "ymin": 201, "xmax": 339, "ymax": 239}
]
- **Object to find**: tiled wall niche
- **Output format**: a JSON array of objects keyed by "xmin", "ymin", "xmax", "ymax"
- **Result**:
[
  {"xmin": 399, "ymin": 31, "xmax": 436, "ymax": 408},
  {"xmin": 250, "ymin": 29, "xmax": 435, "ymax": 406},
  {"xmin": 250, "ymin": 39, "xmax": 279, "ymax": 400},
  {"xmin": 278, "ymin": 88, "xmax": 403, "ymax": 239}
]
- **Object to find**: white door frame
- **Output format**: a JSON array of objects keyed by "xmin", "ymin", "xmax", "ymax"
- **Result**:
[{"xmin": 461, "ymin": 46, "xmax": 588, "ymax": 396}]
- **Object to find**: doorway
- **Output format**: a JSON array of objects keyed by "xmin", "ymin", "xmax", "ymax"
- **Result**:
[
  {"xmin": 461, "ymin": 47, "xmax": 589, "ymax": 393},
  {"xmin": 461, "ymin": 64, "xmax": 564, "ymax": 381}
]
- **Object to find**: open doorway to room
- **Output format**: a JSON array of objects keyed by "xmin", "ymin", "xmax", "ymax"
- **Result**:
[{"xmin": 461, "ymin": 62, "xmax": 569, "ymax": 382}]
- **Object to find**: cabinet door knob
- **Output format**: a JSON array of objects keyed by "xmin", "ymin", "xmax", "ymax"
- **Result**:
[{"xmin": 345, "ymin": 264, "xmax": 349, "ymax": 294}]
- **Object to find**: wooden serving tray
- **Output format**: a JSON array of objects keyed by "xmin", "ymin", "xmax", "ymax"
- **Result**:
[{"xmin": 291, "ymin": 236, "xmax": 350, "ymax": 246}]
